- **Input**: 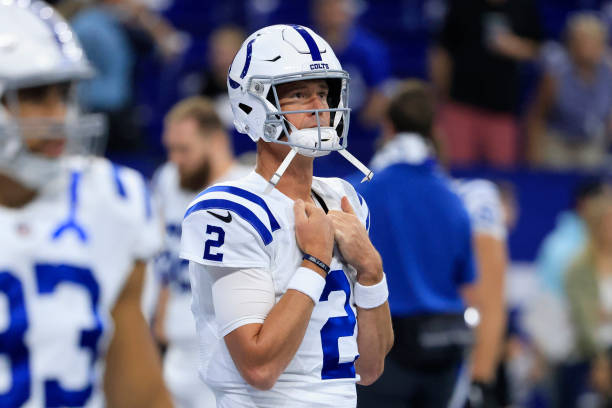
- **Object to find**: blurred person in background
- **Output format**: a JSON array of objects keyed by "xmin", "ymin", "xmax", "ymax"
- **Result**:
[
  {"xmin": 198, "ymin": 25, "xmax": 246, "ymax": 131},
  {"xmin": 356, "ymin": 80, "xmax": 477, "ymax": 408},
  {"xmin": 430, "ymin": 0, "xmax": 542, "ymax": 168},
  {"xmin": 0, "ymin": 2, "xmax": 172, "ymax": 406},
  {"xmin": 564, "ymin": 188, "xmax": 612, "ymax": 408},
  {"xmin": 312, "ymin": 0, "xmax": 391, "ymax": 171},
  {"xmin": 526, "ymin": 13, "xmax": 612, "ymax": 170},
  {"xmin": 537, "ymin": 179, "xmax": 607, "ymax": 298},
  {"xmin": 151, "ymin": 96, "xmax": 250, "ymax": 408},
  {"xmin": 519, "ymin": 180, "xmax": 609, "ymax": 408},
  {"xmin": 453, "ymin": 179, "xmax": 509, "ymax": 408},
  {"xmin": 58, "ymin": 0, "xmax": 185, "ymax": 153}
]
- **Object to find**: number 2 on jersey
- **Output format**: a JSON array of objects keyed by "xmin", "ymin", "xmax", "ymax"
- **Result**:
[
  {"xmin": 319, "ymin": 270, "xmax": 358, "ymax": 380},
  {"xmin": 203, "ymin": 225, "xmax": 225, "ymax": 261}
]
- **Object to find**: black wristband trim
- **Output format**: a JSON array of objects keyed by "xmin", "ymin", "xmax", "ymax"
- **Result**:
[{"xmin": 302, "ymin": 254, "xmax": 330, "ymax": 274}]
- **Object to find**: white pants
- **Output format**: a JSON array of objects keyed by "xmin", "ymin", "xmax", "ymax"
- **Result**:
[{"xmin": 164, "ymin": 343, "xmax": 217, "ymax": 408}]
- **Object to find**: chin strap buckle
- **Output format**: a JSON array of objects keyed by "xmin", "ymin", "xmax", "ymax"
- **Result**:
[{"xmin": 338, "ymin": 149, "xmax": 374, "ymax": 182}]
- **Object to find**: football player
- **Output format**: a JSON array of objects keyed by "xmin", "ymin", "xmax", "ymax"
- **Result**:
[
  {"xmin": 151, "ymin": 96, "xmax": 250, "ymax": 407},
  {"xmin": 0, "ymin": 2, "xmax": 172, "ymax": 407},
  {"xmin": 180, "ymin": 25, "xmax": 394, "ymax": 407},
  {"xmin": 453, "ymin": 179, "xmax": 508, "ymax": 408}
]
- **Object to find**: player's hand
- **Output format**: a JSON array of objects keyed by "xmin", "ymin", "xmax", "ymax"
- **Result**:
[
  {"xmin": 328, "ymin": 197, "xmax": 383, "ymax": 285},
  {"xmin": 294, "ymin": 199, "xmax": 334, "ymax": 267}
]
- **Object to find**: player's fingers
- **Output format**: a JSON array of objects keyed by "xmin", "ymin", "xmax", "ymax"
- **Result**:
[
  {"xmin": 293, "ymin": 199, "xmax": 307, "ymax": 225},
  {"xmin": 304, "ymin": 201, "xmax": 322, "ymax": 218},
  {"xmin": 327, "ymin": 213, "xmax": 346, "ymax": 232},
  {"xmin": 341, "ymin": 196, "xmax": 356, "ymax": 215}
]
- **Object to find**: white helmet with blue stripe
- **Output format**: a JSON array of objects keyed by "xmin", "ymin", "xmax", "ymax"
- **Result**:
[
  {"xmin": 228, "ymin": 24, "xmax": 373, "ymax": 185},
  {"xmin": 0, "ymin": 0, "xmax": 105, "ymax": 189}
]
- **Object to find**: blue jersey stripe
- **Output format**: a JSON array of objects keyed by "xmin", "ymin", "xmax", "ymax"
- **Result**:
[
  {"xmin": 52, "ymin": 171, "xmax": 88, "ymax": 242},
  {"xmin": 111, "ymin": 164, "xmax": 127, "ymax": 199},
  {"xmin": 240, "ymin": 39, "xmax": 256, "ymax": 79},
  {"xmin": 197, "ymin": 186, "xmax": 280, "ymax": 231},
  {"xmin": 291, "ymin": 25, "xmax": 322, "ymax": 61},
  {"xmin": 366, "ymin": 209, "xmax": 370, "ymax": 232},
  {"xmin": 184, "ymin": 199, "xmax": 273, "ymax": 245}
]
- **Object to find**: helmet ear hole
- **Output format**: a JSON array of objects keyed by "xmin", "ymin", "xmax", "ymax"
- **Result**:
[{"xmin": 239, "ymin": 103, "xmax": 253, "ymax": 114}]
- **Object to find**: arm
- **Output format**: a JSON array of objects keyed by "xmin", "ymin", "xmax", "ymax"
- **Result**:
[
  {"xmin": 223, "ymin": 200, "xmax": 335, "ymax": 390},
  {"xmin": 328, "ymin": 197, "xmax": 394, "ymax": 385},
  {"xmin": 470, "ymin": 233, "xmax": 508, "ymax": 383},
  {"xmin": 429, "ymin": 46, "xmax": 453, "ymax": 100},
  {"xmin": 490, "ymin": 32, "xmax": 540, "ymax": 61},
  {"xmin": 152, "ymin": 285, "xmax": 169, "ymax": 345},
  {"xmin": 104, "ymin": 260, "xmax": 173, "ymax": 408},
  {"xmin": 565, "ymin": 263, "xmax": 602, "ymax": 358},
  {"xmin": 525, "ymin": 73, "xmax": 556, "ymax": 166}
]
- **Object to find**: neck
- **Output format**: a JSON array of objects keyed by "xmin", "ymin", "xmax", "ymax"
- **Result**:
[
  {"xmin": 255, "ymin": 143, "xmax": 314, "ymax": 202},
  {"xmin": 208, "ymin": 146, "xmax": 235, "ymax": 186},
  {"xmin": 0, "ymin": 173, "xmax": 37, "ymax": 208},
  {"xmin": 575, "ymin": 61, "xmax": 598, "ymax": 81}
]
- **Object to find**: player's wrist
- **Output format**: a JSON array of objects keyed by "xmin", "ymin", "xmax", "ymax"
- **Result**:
[
  {"xmin": 355, "ymin": 250, "xmax": 383, "ymax": 284},
  {"xmin": 354, "ymin": 273, "xmax": 388, "ymax": 309},
  {"xmin": 300, "ymin": 258, "xmax": 328, "ymax": 278},
  {"xmin": 287, "ymin": 266, "xmax": 327, "ymax": 304},
  {"xmin": 302, "ymin": 247, "xmax": 332, "ymax": 268}
]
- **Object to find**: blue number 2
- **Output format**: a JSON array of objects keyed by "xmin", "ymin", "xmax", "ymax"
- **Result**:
[
  {"xmin": 319, "ymin": 270, "xmax": 358, "ymax": 380},
  {"xmin": 203, "ymin": 225, "xmax": 225, "ymax": 261},
  {"xmin": 0, "ymin": 264, "xmax": 102, "ymax": 407}
]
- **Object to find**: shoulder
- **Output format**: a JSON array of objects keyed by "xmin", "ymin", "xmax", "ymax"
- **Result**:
[
  {"xmin": 151, "ymin": 162, "xmax": 179, "ymax": 197},
  {"xmin": 454, "ymin": 178, "xmax": 506, "ymax": 239},
  {"xmin": 75, "ymin": 157, "xmax": 154, "ymax": 221},
  {"xmin": 180, "ymin": 178, "xmax": 277, "ymax": 268}
]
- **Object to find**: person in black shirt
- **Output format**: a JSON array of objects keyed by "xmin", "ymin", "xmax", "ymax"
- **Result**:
[{"xmin": 430, "ymin": 0, "xmax": 543, "ymax": 168}]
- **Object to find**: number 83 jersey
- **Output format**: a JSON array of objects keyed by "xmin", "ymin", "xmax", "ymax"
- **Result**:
[
  {"xmin": 180, "ymin": 171, "xmax": 371, "ymax": 408},
  {"xmin": 0, "ymin": 157, "xmax": 161, "ymax": 407}
]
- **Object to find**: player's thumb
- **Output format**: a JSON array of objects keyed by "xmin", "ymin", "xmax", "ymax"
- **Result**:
[{"xmin": 341, "ymin": 196, "xmax": 356, "ymax": 215}]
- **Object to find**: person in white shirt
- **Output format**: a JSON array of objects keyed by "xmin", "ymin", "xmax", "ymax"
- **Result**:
[{"xmin": 150, "ymin": 96, "xmax": 250, "ymax": 408}]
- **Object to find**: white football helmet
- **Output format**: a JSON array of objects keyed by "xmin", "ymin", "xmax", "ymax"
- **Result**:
[
  {"xmin": 228, "ymin": 24, "xmax": 373, "ymax": 185},
  {"xmin": 0, "ymin": 0, "xmax": 106, "ymax": 189}
]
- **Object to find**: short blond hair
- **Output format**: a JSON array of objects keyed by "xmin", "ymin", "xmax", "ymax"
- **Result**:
[{"xmin": 164, "ymin": 96, "xmax": 223, "ymax": 136}]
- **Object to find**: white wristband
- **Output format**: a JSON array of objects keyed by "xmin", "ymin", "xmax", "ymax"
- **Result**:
[
  {"xmin": 287, "ymin": 267, "xmax": 326, "ymax": 304},
  {"xmin": 354, "ymin": 273, "xmax": 389, "ymax": 309}
]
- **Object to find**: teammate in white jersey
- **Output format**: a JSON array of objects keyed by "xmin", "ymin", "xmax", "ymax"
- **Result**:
[
  {"xmin": 453, "ymin": 179, "xmax": 508, "ymax": 407},
  {"xmin": 0, "ymin": 2, "xmax": 172, "ymax": 406},
  {"xmin": 151, "ymin": 97, "xmax": 251, "ymax": 408},
  {"xmin": 180, "ymin": 24, "xmax": 394, "ymax": 407}
]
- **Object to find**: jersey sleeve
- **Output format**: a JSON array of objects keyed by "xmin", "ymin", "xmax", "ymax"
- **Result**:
[
  {"xmin": 180, "ymin": 194, "xmax": 271, "ymax": 269},
  {"xmin": 199, "ymin": 264, "xmax": 275, "ymax": 336},
  {"xmin": 461, "ymin": 180, "xmax": 507, "ymax": 241}
]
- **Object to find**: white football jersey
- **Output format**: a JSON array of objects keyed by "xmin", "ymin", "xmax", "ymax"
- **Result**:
[
  {"xmin": 0, "ymin": 157, "xmax": 161, "ymax": 407},
  {"xmin": 180, "ymin": 171, "xmax": 370, "ymax": 407},
  {"xmin": 453, "ymin": 179, "xmax": 507, "ymax": 240}
]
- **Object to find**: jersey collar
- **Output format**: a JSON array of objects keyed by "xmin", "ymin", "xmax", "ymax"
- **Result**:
[{"xmin": 369, "ymin": 132, "xmax": 434, "ymax": 171}]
